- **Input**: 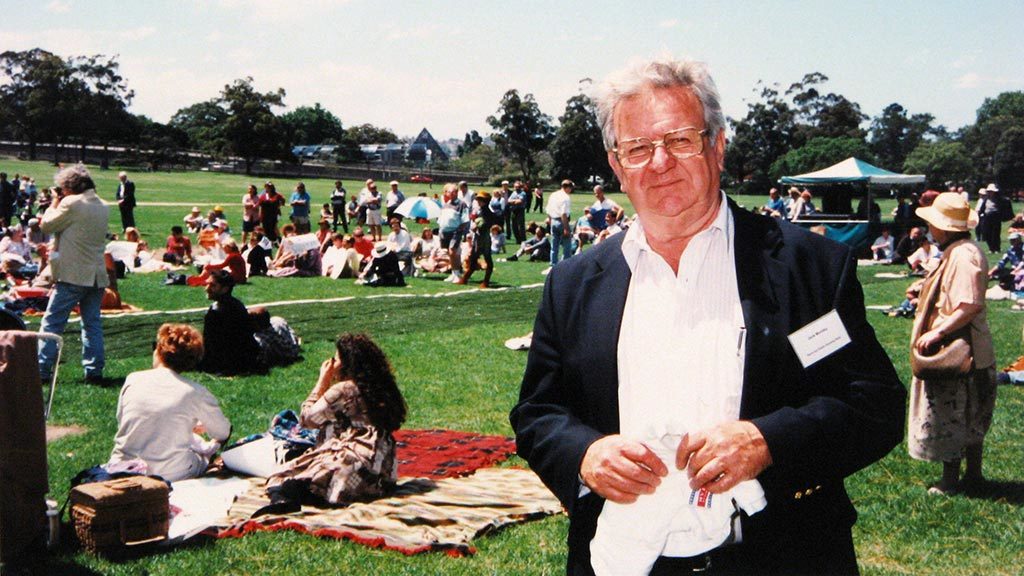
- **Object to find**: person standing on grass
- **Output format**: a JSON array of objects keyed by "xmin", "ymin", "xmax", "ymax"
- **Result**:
[
  {"xmin": 289, "ymin": 182, "xmax": 312, "ymax": 234},
  {"xmin": 330, "ymin": 180, "xmax": 348, "ymax": 232},
  {"xmin": 385, "ymin": 181, "xmax": 405, "ymax": 222},
  {"xmin": 908, "ymin": 193, "xmax": 996, "ymax": 497},
  {"xmin": 511, "ymin": 55, "xmax": 905, "ymax": 576},
  {"xmin": 115, "ymin": 171, "xmax": 136, "ymax": 231},
  {"xmin": 38, "ymin": 164, "xmax": 110, "ymax": 384},
  {"xmin": 546, "ymin": 179, "xmax": 574, "ymax": 267},
  {"xmin": 508, "ymin": 180, "xmax": 529, "ymax": 243},
  {"xmin": 259, "ymin": 181, "xmax": 286, "ymax": 243},
  {"xmin": 242, "ymin": 184, "xmax": 260, "ymax": 246}
]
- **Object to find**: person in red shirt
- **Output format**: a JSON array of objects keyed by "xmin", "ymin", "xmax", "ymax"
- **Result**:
[
  {"xmin": 352, "ymin": 226, "xmax": 374, "ymax": 267},
  {"xmin": 188, "ymin": 241, "xmax": 246, "ymax": 286},
  {"xmin": 163, "ymin": 225, "xmax": 193, "ymax": 265}
]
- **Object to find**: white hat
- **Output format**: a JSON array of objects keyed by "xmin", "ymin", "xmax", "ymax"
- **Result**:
[
  {"xmin": 390, "ymin": 180, "xmax": 399, "ymax": 186},
  {"xmin": 915, "ymin": 192, "xmax": 978, "ymax": 232},
  {"xmin": 986, "ymin": 183, "xmax": 999, "ymax": 193},
  {"xmin": 373, "ymin": 242, "xmax": 392, "ymax": 257}
]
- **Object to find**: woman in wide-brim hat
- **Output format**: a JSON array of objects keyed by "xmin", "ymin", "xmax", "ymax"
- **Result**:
[{"xmin": 907, "ymin": 192, "xmax": 996, "ymax": 496}]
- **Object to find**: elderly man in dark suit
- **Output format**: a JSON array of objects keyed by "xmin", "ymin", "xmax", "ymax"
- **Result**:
[
  {"xmin": 510, "ymin": 56, "xmax": 905, "ymax": 576},
  {"xmin": 115, "ymin": 170, "xmax": 136, "ymax": 231}
]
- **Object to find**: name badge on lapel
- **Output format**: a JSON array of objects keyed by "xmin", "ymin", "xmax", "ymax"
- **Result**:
[{"xmin": 787, "ymin": 310, "xmax": 851, "ymax": 368}]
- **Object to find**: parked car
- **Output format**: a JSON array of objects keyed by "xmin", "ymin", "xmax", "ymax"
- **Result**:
[{"xmin": 410, "ymin": 174, "xmax": 433, "ymax": 183}]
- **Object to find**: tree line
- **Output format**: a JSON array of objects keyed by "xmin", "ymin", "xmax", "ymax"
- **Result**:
[{"xmin": 2, "ymin": 48, "xmax": 1022, "ymax": 192}]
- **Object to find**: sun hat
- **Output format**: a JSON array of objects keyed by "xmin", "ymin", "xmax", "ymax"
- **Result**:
[
  {"xmin": 390, "ymin": 180, "xmax": 399, "ymax": 186},
  {"xmin": 373, "ymin": 242, "xmax": 392, "ymax": 257},
  {"xmin": 986, "ymin": 183, "xmax": 999, "ymax": 193},
  {"xmin": 191, "ymin": 206, "xmax": 200, "ymax": 213},
  {"xmin": 1010, "ymin": 232, "xmax": 1023, "ymax": 241},
  {"xmin": 918, "ymin": 190, "xmax": 940, "ymax": 207},
  {"xmin": 476, "ymin": 191, "xmax": 492, "ymax": 200},
  {"xmin": 915, "ymin": 192, "xmax": 978, "ymax": 232},
  {"xmin": 214, "ymin": 205, "xmax": 223, "ymax": 212}
]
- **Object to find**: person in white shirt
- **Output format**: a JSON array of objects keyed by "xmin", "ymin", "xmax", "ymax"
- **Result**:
[
  {"xmin": 871, "ymin": 228, "xmax": 896, "ymax": 261},
  {"xmin": 385, "ymin": 181, "xmax": 405, "ymax": 221},
  {"xmin": 590, "ymin": 185, "xmax": 624, "ymax": 232},
  {"xmin": 110, "ymin": 324, "xmax": 231, "ymax": 482},
  {"xmin": 511, "ymin": 54, "xmax": 904, "ymax": 576},
  {"xmin": 385, "ymin": 218, "xmax": 414, "ymax": 275},
  {"xmin": 546, "ymin": 179, "xmax": 574, "ymax": 266}
]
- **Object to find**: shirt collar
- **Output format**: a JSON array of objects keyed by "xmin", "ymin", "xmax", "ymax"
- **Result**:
[{"xmin": 621, "ymin": 191, "xmax": 731, "ymax": 272}]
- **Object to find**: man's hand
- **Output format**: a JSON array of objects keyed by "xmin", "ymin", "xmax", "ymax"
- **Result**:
[
  {"xmin": 580, "ymin": 435, "xmax": 667, "ymax": 504},
  {"xmin": 676, "ymin": 421, "xmax": 772, "ymax": 494},
  {"xmin": 915, "ymin": 328, "xmax": 945, "ymax": 354}
]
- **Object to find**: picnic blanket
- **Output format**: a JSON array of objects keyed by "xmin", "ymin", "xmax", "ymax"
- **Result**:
[
  {"xmin": 394, "ymin": 429, "xmax": 517, "ymax": 479},
  {"xmin": 216, "ymin": 467, "xmax": 562, "ymax": 556}
]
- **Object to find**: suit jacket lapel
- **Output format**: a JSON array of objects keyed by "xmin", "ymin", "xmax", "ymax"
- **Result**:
[
  {"xmin": 582, "ymin": 235, "xmax": 631, "ymax": 434},
  {"xmin": 729, "ymin": 202, "xmax": 788, "ymax": 419}
]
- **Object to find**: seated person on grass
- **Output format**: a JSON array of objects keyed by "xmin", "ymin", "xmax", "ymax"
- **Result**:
[
  {"xmin": 989, "ymin": 232, "xmax": 1024, "ymax": 287},
  {"xmin": 250, "ymin": 306, "xmax": 301, "ymax": 368},
  {"xmin": 506, "ymin": 227, "xmax": 550, "ymax": 262},
  {"xmin": 163, "ymin": 225, "xmax": 193, "ymax": 265},
  {"xmin": 198, "ymin": 269, "xmax": 261, "ymax": 376},
  {"xmin": 242, "ymin": 228, "xmax": 272, "ymax": 277},
  {"xmin": 258, "ymin": 333, "xmax": 406, "ymax": 515},
  {"xmin": 359, "ymin": 243, "xmax": 405, "ymax": 287},
  {"xmin": 573, "ymin": 209, "xmax": 595, "ymax": 254},
  {"xmin": 871, "ymin": 227, "xmax": 895, "ymax": 261},
  {"xmin": 183, "ymin": 206, "xmax": 204, "ymax": 234},
  {"xmin": 189, "ymin": 241, "xmax": 246, "ymax": 286},
  {"xmin": 415, "ymin": 228, "xmax": 451, "ymax": 275},
  {"xmin": 322, "ymin": 233, "xmax": 361, "ymax": 279},
  {"xmin": 891, "ymin": 226, "xmax": 923, "ymax": 266},
  {"xmin": 907, "ymin": 235, "xmax": 940, "ymax": 275},
  {"xmin": 109, "ymin": 323, "xmax": 231, "ymax": 482},
  {"xmin": 490, "ymin": 224, "xmax": 507, "ymax": 255}
]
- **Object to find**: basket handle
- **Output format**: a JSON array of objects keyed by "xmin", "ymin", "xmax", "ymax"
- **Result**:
[{"xmin": 105, "ymin": 478, "xmax": 141, "ymax": 492}]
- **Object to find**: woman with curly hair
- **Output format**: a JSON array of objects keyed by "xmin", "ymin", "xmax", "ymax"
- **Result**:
[
  {"xmin": 262, "ymin": 333, "xmax": 406, "ymax": 512},
  {"xmin": 109, "ymin": 324, "xmax": 232, "ymax": 481}
]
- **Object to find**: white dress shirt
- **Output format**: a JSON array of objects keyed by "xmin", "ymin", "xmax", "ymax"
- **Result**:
[
  {"xmin": 591, "ymin": 194, "xmax": 765, "ymax": 572},
  {"xmin": 545, "ymin": 189, "xmax": 572, "ymax": 220}
]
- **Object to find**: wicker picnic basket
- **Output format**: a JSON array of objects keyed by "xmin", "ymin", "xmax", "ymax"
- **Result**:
[{"xmin": 70, "ymin": 476, "xmax": 169, "ymax": 554}]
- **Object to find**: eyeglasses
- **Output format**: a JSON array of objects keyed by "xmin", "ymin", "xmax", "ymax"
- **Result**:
[{"xmin": 612, "ymin": 127, "xmax": 707, "ymax": 169}]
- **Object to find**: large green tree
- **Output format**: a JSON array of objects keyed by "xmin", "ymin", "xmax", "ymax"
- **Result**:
[
  {"xmin": 457, "ymin": 130, "xmax": 483, "ymax": 156},
  {"xmin": 994, "ymin": 125, "xmax": 1024, "ymax": 191},
  {"xmin": 962, "ymin": 91, "xmax": 1024, "ymax": 183},
  {"xmin": 487, "ymin": 89, "xmax": 555, "ymax": 183},
  {"xmin": 451, "ymin": 143, "xmax": 506, "ymax": 177},
  {"xmin": 169, "ymin": 100, "xmax": 228, "ymax": 152},
  {"xmin": 345, "ymin": 123, "xmax": 399, "ymax": 145},
  {"xmin": 724, "ymin": 82, "xmax": 797, "ymax": 191},
  {"xmin": 787, "ymin": 72, "xmax": 867, "ymax": 143},
  {"xmin": 218, "ymin": 77, "xmax": 289, "ymax": 174},
  {"xmin": 0, "ymin": 48, "xmax": 134, "ymax": 162},
  {"xmin": 549, "ymin": 94, "xmax": 612, "ymax": 187},
  {"xmin": 280, "ymin": 103, "xmax": 345, "ymax": 145},
  {"xmin": 903, "ymin": 140, "xmax": 973, "ymax": 189},
  {"xmin": 868, "ymin": 103, "xmax": 938, "ymax": 172}
]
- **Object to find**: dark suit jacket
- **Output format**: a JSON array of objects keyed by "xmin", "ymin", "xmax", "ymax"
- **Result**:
[
  {"xmin": 116, "ymin": 180, "xmax": 136, "ymax": 208},
  {"xmin": 510, "ymin": 200, "xmax": 906, "ymax": 575}
]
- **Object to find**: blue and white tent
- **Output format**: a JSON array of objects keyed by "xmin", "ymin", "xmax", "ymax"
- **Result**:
[{"xmin": 779, "ymin": 157, "xmax": 925, "ymax": 186}]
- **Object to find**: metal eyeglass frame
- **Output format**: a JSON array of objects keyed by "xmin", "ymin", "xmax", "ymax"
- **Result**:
[{"xmin": 612, "ymin": 127, "xmax": 708, "ymax": 169}]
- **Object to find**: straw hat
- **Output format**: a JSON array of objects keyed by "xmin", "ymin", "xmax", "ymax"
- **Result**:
[
  {"xmin": 373, "ymin": 242, "xmax": 392, "ymax": 257},
  {"xmin": 915, "ymin": 192, "xmax": 978, "ymax": 232}
]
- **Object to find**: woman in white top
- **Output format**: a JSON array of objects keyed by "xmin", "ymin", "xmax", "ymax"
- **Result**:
[{"xmin": 110, "ymin": 324, "xmax": 231, "ymax": 481}]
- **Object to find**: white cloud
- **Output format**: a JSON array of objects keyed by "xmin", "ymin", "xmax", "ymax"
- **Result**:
[
  {"xmin": 954, "ymin": 71, "xmax": 1020, "ymax": 90},
  {"xmin": 45, "ymin": 1, "xmax": 72, "ymax": 14},
  {"xmin": 658, "ymin": 19, "xmax": 679, "ymax": 29},
  {"xmin": 216, "ymin": 0, "xmax": 353, "ymax": 23},
  {"xmin": 119, "ymin": 26, "xmax": 157, "ymax": 41},
  {"xmin": 951, "ymin": 50, "xmax": 981, "ymax": 69}
]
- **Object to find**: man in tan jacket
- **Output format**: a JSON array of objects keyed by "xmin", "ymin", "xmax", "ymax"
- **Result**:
[{"xmin": 38, "ymin": 164, "xmax": 110, "ymax": 383}]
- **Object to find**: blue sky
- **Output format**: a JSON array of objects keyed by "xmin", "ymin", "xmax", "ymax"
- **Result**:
[{"xmin": 5, "ymin": 0, "xmax": 1023, "ymax": 141}]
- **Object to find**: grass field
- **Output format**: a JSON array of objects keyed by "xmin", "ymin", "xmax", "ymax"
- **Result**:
[{"xmin": 4, "ymin": 159, "xmax": 1023, "ymax": 575}]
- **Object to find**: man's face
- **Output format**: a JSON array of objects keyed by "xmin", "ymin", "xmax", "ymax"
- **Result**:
[
  {"xmin": 119, "ymin": 174, "xmax": 126, "ymax": 183},
  {"xmin": 594, "ymin": 187, "xmax": 604, "ymax": 201},
  {"xmin": 205, "ymin": 277, "xmax": 228, "ymax": 300},
  {"xmin": 607, "ymin": 86, "xmax": 725, "ymax": 226},
  {"xmin": 910, "ymin": 228, "xmax": 922, "ymax": 239}
]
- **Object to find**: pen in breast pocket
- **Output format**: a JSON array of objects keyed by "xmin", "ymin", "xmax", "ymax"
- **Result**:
[{"xmin": 736, "ymin": 327, "xmax": 746, "ymax": 356}]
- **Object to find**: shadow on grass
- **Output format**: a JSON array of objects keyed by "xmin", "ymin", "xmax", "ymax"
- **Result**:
[{"xmin": 961, "ymin": 479, "xmax": 1024, "ymax": 505}]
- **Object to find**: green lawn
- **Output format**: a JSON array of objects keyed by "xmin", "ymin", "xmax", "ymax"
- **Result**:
[{"xmin": 4, "ymin": 159, "xmax": 1023, "ymax": 575}]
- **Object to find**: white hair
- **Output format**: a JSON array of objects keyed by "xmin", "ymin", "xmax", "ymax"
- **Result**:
[
  {"xmin": 592, "ymin": 55, "xmax": 725, "ymax": 150},
  {"xmin": 54, "ymin": 163, "xmax": 95, "ymax": 194}
]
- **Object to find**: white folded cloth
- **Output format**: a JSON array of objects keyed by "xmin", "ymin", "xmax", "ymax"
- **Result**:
[{"xmin": 590, "ymin": 433, "xmax": 767, "ymax": 576}]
